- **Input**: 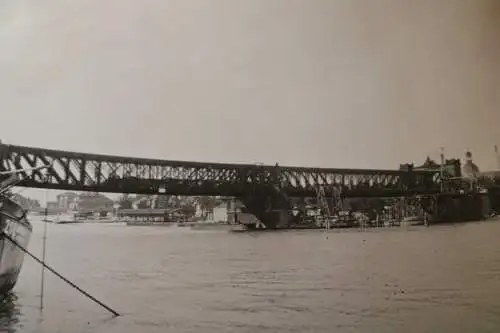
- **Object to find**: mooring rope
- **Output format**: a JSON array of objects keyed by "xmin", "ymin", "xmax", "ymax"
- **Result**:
[{"xmin": 1, "ymin": 232, "xmax": 120, "ymax": 317}]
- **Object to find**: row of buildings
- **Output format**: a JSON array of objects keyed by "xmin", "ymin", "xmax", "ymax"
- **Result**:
[
  {"xmin": 404, "ymin": 150, "xmax": 496, "ymax": 180},
  {"xmin": 46, "ymin": 192, "xmax": 235, "ymax": 222},
  {"xmin": 47, "ymin": 192, "xmax": 115, "ymax": 211}
]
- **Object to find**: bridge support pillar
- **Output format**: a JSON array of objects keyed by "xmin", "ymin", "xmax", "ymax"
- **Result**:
[
  {"xmin": 487, "ymin": 188, "xmax": 500, "ymax": 214},
  {"xmin": 243, "ymin": 209, "xmax": 289, "ymax": 230},
  {"xmin": 240, "ymin": 188, "xmax": 290, "ymax": 229},
  {"xmin": 419, "ymin": 194, "xmax": 489, "ymax": 223}
]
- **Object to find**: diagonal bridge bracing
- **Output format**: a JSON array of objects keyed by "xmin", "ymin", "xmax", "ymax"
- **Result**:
[{"xmin": 0, "ymin": 143, "xmax": 441, "ymax": 198}]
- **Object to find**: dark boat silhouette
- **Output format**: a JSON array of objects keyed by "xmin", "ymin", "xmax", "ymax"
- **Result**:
[
  {"xmin": 0, "ymin": 161, "xmax": 52, "ymax": 295},
  {"xmin": 0, "ymin": 174, "xmax": 32, "ymax": 294}
]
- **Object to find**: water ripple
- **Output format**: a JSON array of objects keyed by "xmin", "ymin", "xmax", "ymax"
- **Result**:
[{"xmin": 4, "ymin": 220, "xmax": 500, "ymax": 332}]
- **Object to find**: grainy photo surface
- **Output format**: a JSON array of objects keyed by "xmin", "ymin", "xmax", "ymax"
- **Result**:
[{"xmin": 1, "ymin": 1, "xmax": 499, "ymax": 332}]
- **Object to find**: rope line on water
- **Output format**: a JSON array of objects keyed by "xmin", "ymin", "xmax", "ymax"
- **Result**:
[
  {"xmin": 39, "ymin": 207, "xmax": 48, "ymax": 311},
  {"xmin": 2, "ymin": 232, "xmax": 120, "ymax": 317}
]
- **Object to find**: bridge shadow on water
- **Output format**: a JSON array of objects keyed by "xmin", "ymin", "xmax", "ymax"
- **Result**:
[{"xmin": 0, "ymin": 293, "xmax": 21, "ymax": 333}]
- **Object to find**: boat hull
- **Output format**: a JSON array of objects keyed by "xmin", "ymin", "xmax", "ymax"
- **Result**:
[
  {"xmin": 428, "ymin": 194, "xmax": 489, "ymax": 224},
  {"xmin": 190, "ymin": 223, "xmax": 235, "ymax": 231},
  {"xmin": 126, "ymin": 221, "xmax": 175, "ymax": 227},
  {"xmin": 0, "ymin": 204, "xmax": 32, "ymax": 294}
]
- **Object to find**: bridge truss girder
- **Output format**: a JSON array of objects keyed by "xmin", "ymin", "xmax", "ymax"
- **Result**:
[{"xmin": 0, "ymin": 144, "xmax": 441, "ymax": 197}]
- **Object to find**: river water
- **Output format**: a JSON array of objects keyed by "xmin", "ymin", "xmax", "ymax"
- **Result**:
[{"xmin": 2, "ymin": 219, "xmax": 500, "ymax": 333}]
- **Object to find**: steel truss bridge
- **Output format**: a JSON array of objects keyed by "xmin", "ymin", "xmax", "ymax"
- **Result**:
[
  {"xmin": 0, "ymin": 143, "xmax": 445, "ymax": 228},
  {"xmin": 0, "ymin": 143, "xmax": 442, "ymax": 196}
]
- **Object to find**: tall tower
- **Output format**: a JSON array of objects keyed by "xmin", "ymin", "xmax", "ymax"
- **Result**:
[
  {"xmin": 465, "ymin": 150, "xmax": 472, "ymax": 162},
  {"xmin": 462, "ymin": 150, "xmax": 479, "ymax": 179},
  {"xmin": 495, "ymin": 145, "xmax": 500, "ymax": 170}
]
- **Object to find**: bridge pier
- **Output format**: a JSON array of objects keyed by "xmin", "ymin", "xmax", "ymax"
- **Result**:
[
  {"xmin": 487, "ymin": 188, "xmax": 500, "ymax": 214},
  {"xmin": 419, "ymin": 193, "xmax": 489, "ymax": 223},
  {"xmin": 239, "ymin": 186, "xmax": 290, "ymax": 229}
]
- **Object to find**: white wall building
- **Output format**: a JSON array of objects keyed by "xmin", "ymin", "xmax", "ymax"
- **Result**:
[{"xmin": 213, "ymin": 203, "xmax": 228, "ymax": 222}]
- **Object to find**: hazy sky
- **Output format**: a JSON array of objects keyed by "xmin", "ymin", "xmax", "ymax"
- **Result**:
[{"xmin": 1, "ymin": 0, "xmax": 499, "ymax": 202}]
